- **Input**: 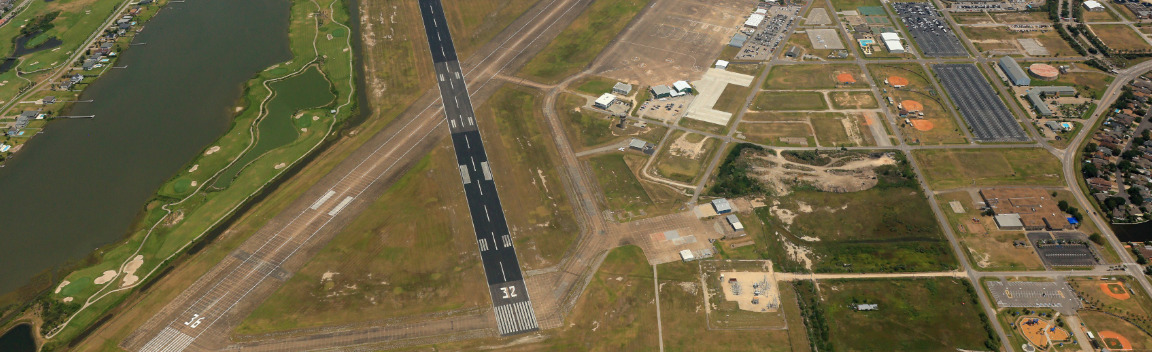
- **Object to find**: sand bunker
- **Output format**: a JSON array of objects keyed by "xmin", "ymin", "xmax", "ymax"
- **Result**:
[
  {"xmin": 204, "ymin": 146, "xmax": 221, "ymax": 155},
  {"xmin": 188, "ymin": 164, "xmax": 199, "ymax": 173},
  {"xmin": 62, "ymin": 297, "xmax": 73, "ymax": 303},
  {"xmin": 910, "ymin": 119, "xmax": 934, "ymax": 131},
  {"xmin": 94, "ymin": 270, "xmax": 117, "ymax": 285},
  {"xmin": 121, "ymin": 255, "xmax": 144, "ymax": 287},
  {"xmin": 55, "ymin": 280, "xmax": 70, "ymax": 294},
  {"xmin": 274, "ymin": 162, "xmax": 287, "ymax": 170}
]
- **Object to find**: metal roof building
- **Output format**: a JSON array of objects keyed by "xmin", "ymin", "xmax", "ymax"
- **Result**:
[
  {"xmin": 612, "ymin": 82, "xmax": 632, "ymax": 95},
  {"xmin": 999, "ymin": 56, "xmax": 1030, "ymax": 86},
  {"xmin": 729, "ymin": 33, "xmax": 748, "ymax": 48},
  {"xmin": 994, "ymin": 214, "xmax": 1024, "ymax": 230},
  {"xmin": 726, "ymin": 214, "xmax": 744, "ymax": 231},
  {"xmin": 880, "ymin": 32, "xmax": 904, "ymax": 54},
  {"xmin": 651, "ymin": 85, "xmax": 673, "ymax": 99},
  {"xmin": 744, "ymin": 13, "xmax": 765, "ymax": 28},
  {"xmin": 673, "ymin": 81, "xmax": 692, "ymax": 94},
  {"xmin": 712, "ymin": 198, "xmax": 732, "ymax": 214}
]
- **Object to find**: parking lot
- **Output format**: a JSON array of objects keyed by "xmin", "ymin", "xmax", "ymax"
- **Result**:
[
  {"xmin": 986, "ymin": 280, "xmax": 1082, "ymax": 313},
  {"xmin": 932, "ymin": 64, "xmax": 1028, "ymax": 142},
  {"xmin": 1028, "ymin": 232, "xmax": 1100, "ymax": 267},
  {"xmin": 893, "ymin": 2, "xmax": 968, "ymax": 57},
  {"xmin": 737, "ymin": 5, "xmax": 801, "ymax": 61},
  {"xmin": 639, "ymin": 95, "xmax": 695, "ymax": 123}
]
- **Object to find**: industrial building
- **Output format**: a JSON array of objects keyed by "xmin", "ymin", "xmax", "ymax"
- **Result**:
[
  {"xmin": 612, "ymin": 82, "xmax": 632, "ymax": 95},
  {"xmin": 980, "ymin": 188, "xmax": 1074, "ymax": 231},
  {"xmin": 651, "ymin": 85, "xmax": 673, "ymax": 99},
  {"xmin": 712, "ymin": 198, "xmax": 733, "ymax": 214},
  {"xmin": 726, "ymin": 214, "xmax": 744, "ymax": 231},
  {"xmin": 1082, "ymin": 0, "xmax": 1104, "ymax": 11},
  {"xmin": 880, "ymin": 32, "xmax": 904, "ymax": 54},
  {"xmin": 729, "ymin": 33, "xmax": 749, "ymax": 47},
  {"xmin": 593, "ymin": 93, "xmax": 616, "ymax": 109},
  {"xmin": 999, "ymin": 56, "xmax": 1030, "ymax": 86},
  {"xmin": 745, "ymin": 13, "xmax": 765, "ymax": 28},
  {"xmin": 673, "ymin": 81, "xmax": 692, "ymax": 95},
  {"xmin": 1025, "ymin": 86, "xmax": 1077, "ymax": 116},
  {"xmin": 994, "ymin": 214, "xmax": 1025, "ymax": 231}
]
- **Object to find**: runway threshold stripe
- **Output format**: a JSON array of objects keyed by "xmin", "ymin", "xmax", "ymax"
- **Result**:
[
  {"xmin": 309, "ymin": 190, "xmax": 336, "ymax": 210},
  {"xmin": 327, "ymin": 196, "xmax": 354, "ymax": 216}
]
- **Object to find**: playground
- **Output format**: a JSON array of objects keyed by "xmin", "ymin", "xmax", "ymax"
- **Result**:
[{"xmin": 1014, "ymin": 316, "xmax": 1072, "ymax": 349}]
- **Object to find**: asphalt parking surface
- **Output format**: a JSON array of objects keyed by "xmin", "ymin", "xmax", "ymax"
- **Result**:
[
  {"xmin": 932, "ymin": 64, "xmax": 1028, "ymax": 142},
  {"xmin": 893, "ymin": 2, "xmax": 968, "ymax": 57}
]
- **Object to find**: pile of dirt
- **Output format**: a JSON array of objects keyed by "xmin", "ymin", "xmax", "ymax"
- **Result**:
[{"xmin": 748, "ymin": 152, "xmax": 897, "ymax": 195}]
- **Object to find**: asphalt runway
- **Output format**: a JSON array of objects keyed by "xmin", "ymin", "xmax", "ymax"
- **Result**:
[
  {"xmin": 932, "ymin": 64, "xmax": 1028, "ymax": 142},
  {"xmin": 419, "ymin": 0, "xmax": 539, "ymax": 336}
]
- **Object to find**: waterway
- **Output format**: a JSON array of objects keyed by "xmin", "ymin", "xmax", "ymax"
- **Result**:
[
  {"xmin": 0, "ymin": 0, "xmax": 292, "ymax": 295},
  {"xmin": 0, "ymin": 324, "xmax": 35, "ymax": 352}
]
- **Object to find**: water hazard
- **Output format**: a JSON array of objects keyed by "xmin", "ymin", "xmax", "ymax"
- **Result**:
[
  {"xmin": 212, "ymin": 65, "xmax": 334, "ymax": 188},
  {"xmin": 0, "ymin": 324, "xmax": 36, "ymax": 352},
  {"xmin": 0, "ymin": 0, "xmax": 291, "ymax": 295}
]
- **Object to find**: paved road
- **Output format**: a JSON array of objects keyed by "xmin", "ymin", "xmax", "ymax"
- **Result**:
[{"xmin": 419, "ymin": 0, "xmax": 538, "ymax": 336}]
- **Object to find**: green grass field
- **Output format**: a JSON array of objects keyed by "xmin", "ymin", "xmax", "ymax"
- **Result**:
[
  {"xmin": 713, "ymin": 83, "xmax": 752, "ymax": 114},
  {"xmin": 912, "ymin": 148, "xmax": 1065, "ymax": 190},
  {"xmin": 572, "ymin": 75, "xmax": 619, "ymax": 95},
  {"xmin": 235, "ymin": 140, "xmax": 486, "ymax": 335},
  {"xmin": 477, "ymin": 85, "xmax": 579, "ymax": 269},
  {"xmin": 518, "ymin": 0, "xmax": 649, "ymax": 83},
  {"xmin": 738, "ymin": 122, "xmax": 815, "ymax": 147},
  {"xmin": 751, "ymin": 91, "xmax": 828, "ymax": 111},
  {"xmin": 1091, "ymin": 24, "xmax": 1152, "ymax": 51},
  {"xmin": 818, "ymin": 278, "xmax": 998, "ymax": 351},
  {"xmin": 829, "ymin": 0, "xmax": 883, "ymax": 11},
  {"xmin": 763, "ymin": 64, "xmax": 863, "ymax": 90},
  {"xmin": 652, "ymin": 131, "xmax": 719, "ymax": 183},
  {"xmin": 1079, "ymin": 310, "xmax": 1152, "ymax": 350},
  {"xmin": 588, "ymin": 153, "xmax": 687, "ymax": 220}
]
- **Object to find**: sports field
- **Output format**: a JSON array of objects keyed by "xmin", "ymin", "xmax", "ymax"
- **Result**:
[
  {"xmin": 763, "ymin": 64, "xmax": 864, "ymax": 90},
  {"xmin": 817, "ymin": 278, "xmax": 998, "ymax": 351},
  {"xmin": 1069, "ymin": 277, "xmax": 1152, "ymax": 333},
  {"xmin": 1080, "ymin": 310, "xmax": 1152, "ymax": 351},
  {"xmin": 912, "ymin": 148, "xmax": 1065, "ymax": 190},
  {"xmin": 751, "ymin": 91, "xmax": 829, "ymax": 111}
]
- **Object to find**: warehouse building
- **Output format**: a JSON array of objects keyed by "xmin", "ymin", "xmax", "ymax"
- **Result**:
[
  {"xmin": 651, "ymin": 85, "xmax": 673, "ymax": 99},
  {"xmin": 673, "ymin": 80, "xmax": 692, "ymax": 95},
  {"xmin": 999, "ymin": 56, "xmax": 1030, "ymax": 86},
  {"xmin": 880, "ymin": 32, "xmax": 904, "ymax": 54},
  {"xmin": 745, "ymin": 13, "xmax": 765, "ymax": 28},
  {"xmin": 712, "ymin": 198, "xmax": 733, "ymax": 214},
  {"xmin": 726, "ymin": 214, "xmax": 744, "ymax": 231},
  {"xmin": 1083, "ymin": 0, "xmax": 1104, "ymax": 11}
]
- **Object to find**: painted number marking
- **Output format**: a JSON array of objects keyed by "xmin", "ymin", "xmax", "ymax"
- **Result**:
[
  {"xmin": 183, "ymin": 314, "xmax": 205, "ymax": 328},
  {"xmin": 500, "ymin": 286, "xmax": 517, "ymax": 299}
]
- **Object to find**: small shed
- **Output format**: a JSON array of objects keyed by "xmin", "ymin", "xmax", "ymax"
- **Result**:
[
  {"xmin": 712, "ymin": 198, "xmax": 733, "ymax": 214},
  {"xmin": 855, "ymin": 304, "xmax": 878, "ymax": 311},
  {"xmin": 628, "ymin": 138, "xmax": 647, "ymax": 150},
  {"xmin": 726, "ymin": 214, "xmax": 744, "ymax": 231},
  {"xmin": 715, "ymin": 60, "xmax": 729, "ymax": 69}
]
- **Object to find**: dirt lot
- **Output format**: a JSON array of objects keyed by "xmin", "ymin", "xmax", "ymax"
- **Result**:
[
  {"xmin": 748, "ymin": 150, "xmax": 897, "ymax": 195},
  {"xmin": 595, "ymin": 0, "xmax": 759, "ymax": 86}
]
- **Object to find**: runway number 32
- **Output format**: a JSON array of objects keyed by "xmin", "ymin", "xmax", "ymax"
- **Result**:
[
  {"xmin": 500, "ymin": 286, "xmax": 517, "ymax": 299},
  {"xmin": 184, "ymin": 314, "xmax": 204, "ymax": 328}
]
